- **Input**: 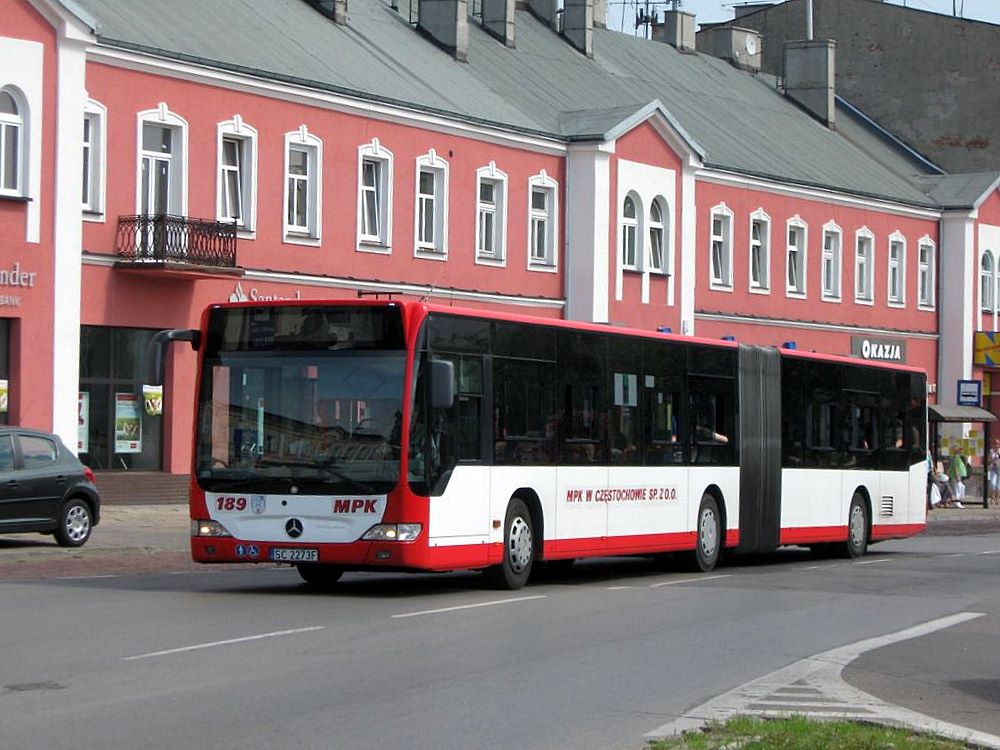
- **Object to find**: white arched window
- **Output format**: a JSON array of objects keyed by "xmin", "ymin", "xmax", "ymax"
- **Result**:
[
  {"xmin": 283, "ymin": 125, "xmax": 322, "ymax": 242},
  {"xmin": 821, "ymin": 221, "xmax": 842, "ymax": 301},
  {"xmin": 475, "ymin": 161, "xmax": 508, "ymax": 264},
  {"xmin": 648, "ymin": 198, "xmax": 667, "ymax": 273},
  {"xmin": 982, "ymin": 251, "xmax": 995, "ymax": 312},
  {"xmin": 917, "ymin": 237, "xmax": 935, "ymax": 309},
  {"xmin": 621, "ymin": 194, "xmax": 640, "ymax": 271},
  {"xmin": 357, "ymin": 138, "xmax": 393, "ymax": 251},
  {"xmin": 0, "ymin": 88, "xmax": 25, "ymax": 195},
  {"xmin": 527, "ymin": 170, "xmax": 558, "ymax": 270},
  {"xmin": 414, "ymin": 149, "xmax": 448, "ymax": 258},
  {"xmin": 136, "ymin": 104, "xmax": 189, "ymax": 219},
  {"xmin": 710, "ymin": 203, "xmax": 733, "ymax": 288},
  {"xmin": 217, "ymin": 116, "xmax": 258, "ymax": 232}
]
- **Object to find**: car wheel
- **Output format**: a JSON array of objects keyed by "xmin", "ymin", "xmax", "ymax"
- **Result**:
[
  {"xmin": 55, "ymin": 498, "xmax": 93, "ymax": 547},
  {"xmin": 484, "ymin": 498, "xmax": 534, "ymax": 590},
  {"xmin": 296, "ymin": 563, "xmax": 343, "ymax": 588}
]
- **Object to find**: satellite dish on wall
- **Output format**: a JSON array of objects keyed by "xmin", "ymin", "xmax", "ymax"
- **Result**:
[{"xmin": 745, "ymin": 35, "xmax": 759, "ymax": 55}]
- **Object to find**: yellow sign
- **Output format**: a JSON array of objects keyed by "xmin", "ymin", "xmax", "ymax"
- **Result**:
[{"xmin": 974, "ymin": 331, "xmax": 1000, "ymax": 365}]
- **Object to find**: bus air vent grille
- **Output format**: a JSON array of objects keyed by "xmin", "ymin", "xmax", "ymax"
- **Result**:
[{"xmin": 879, "ymin": 495, "xmax": 894, "ymax": 518}]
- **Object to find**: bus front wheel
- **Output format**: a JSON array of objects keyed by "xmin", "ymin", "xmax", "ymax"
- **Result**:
[
  {"xmin": 296, "ymin": 563, "xmax": 344, "ymax": 588},
  {"xmin": 484, "ymin": 498, "xmax": 534, "ymax": 590},
  {"xmin": 687, "ymin": 494, "xmax": 722, "ymax": 572},
  {"xmin": 844, "ymin": 494, "xmax": 869, "ymax": 559}
]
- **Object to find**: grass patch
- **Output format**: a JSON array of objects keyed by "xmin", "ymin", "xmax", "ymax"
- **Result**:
[{"xmin": 649, "ymin": 716, "xmax": 974, "ymax": 750}]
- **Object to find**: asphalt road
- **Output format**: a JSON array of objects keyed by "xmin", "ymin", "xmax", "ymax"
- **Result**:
[{"xmin": 1, "ymin": 520, "xmax": 999, "ymax": 750}]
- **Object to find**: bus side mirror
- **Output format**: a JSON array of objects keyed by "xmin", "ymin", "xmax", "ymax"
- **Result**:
[
  {"xmin": 430, "ymin": 359, "xmax": 455, "ymax": 411},
  {"xmin": 147, "ymin": 328, "xmax": 200, "ymax": 384}
]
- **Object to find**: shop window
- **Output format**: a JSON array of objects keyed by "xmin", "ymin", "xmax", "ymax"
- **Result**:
[{"xmin": 78, "ymin": 326, "xmax": 163, "ymax": 471}]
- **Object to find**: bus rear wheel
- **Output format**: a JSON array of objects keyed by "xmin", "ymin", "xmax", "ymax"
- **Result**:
[
  {"xmin": 484, "ymin": 498, "xmax": 534, "ymax": 590},
  {"xmin": 687, "ymin": 494, "xmax": 722, "ymax": 572},
  {"xmin": 296, "ymin": 563, "xmax": 344, "ymax": 588}
]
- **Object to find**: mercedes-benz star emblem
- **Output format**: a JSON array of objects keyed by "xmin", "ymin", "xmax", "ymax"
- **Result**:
[{"xmin": 285, "ymin": 518, "xmax": 304, "ymax": 538}]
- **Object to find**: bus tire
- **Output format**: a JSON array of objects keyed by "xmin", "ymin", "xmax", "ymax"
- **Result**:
[
  {"xmin": 484, "ymin": 498, "xmax": 534, "ymax": 590},
  {"xmin": 844, "ymin": 494, "xmax": 869, "ymax": 559},
  {"xmin": 296, "ymin": 563, "xmax": 344, "ymax": 588},
  {"xmin": 687, "ymin": 494, "xmax": 722, "ymax": 572}
]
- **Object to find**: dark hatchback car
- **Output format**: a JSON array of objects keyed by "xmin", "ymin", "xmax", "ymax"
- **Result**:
[{"xmin": 0, "ymin": 427, "xmax": 100, "ymax": 547}]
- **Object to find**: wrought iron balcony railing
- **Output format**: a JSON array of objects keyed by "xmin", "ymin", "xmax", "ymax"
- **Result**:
[{"xmin": 116, "ymin": 214, "xmax": 237, "ymax": 269}]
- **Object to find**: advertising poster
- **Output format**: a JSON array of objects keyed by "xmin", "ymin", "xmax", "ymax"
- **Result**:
[
  {"xmin": 115, "ymin": 392, "xmax": 142, "ymax": 454},
  {"xmin": 142, "ymin": 384, "xmax": 163, "ymax": 416},
  {"xmin": 0, "ymin": 379, "xmax": 7, "ymax": 413},
  {"xmin": 78, "ymin": 392, "xmax": 89, "ymax": 452}
]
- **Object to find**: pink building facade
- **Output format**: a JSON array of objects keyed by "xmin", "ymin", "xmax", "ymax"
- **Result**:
[{"xmin": 2, "ymin": 0, "xmax": 998, "ymax": 479}]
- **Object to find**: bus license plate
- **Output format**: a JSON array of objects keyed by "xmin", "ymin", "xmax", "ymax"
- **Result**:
[{"xmin": 269, "ymin": 548, "xmax": 319, "ymax": 562}]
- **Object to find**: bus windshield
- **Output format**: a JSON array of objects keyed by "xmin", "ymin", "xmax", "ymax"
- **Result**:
[{"xmin": 195, "ymin": 305, "xmax": 406, "ymax": 495}]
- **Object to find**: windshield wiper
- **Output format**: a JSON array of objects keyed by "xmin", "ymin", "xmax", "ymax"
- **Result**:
[{"xmin": 316, "ymin": 459, "xmax": 379, "ymax": 495}]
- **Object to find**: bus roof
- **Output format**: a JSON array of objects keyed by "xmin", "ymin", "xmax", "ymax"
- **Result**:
[{"xmin": 206, "ymin": 298, "xmax": 925, "ymax": 377}]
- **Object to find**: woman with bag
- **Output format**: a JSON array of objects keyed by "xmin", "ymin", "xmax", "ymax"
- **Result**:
[{"xmin": 948, "ymin": 451, "xmax": 968, "ymax": 508}]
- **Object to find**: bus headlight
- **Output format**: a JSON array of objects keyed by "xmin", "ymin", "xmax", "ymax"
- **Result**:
[
  {"xmin": 191, "ymin": 519, "xmax": 232, "ymax": 537},
  {"xmin": 362, "ymin": 523, "xmax": 422, "ymax": 542}
]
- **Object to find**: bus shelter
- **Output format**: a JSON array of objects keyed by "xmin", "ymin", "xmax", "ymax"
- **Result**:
[{"xmin": 928, "ymin": 404, "xmax": 997, "ymax": 509}]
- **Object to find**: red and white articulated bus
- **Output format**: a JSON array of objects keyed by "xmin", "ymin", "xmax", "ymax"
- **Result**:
[{"xmin": 152, "ymin": 300, "xmax": 927, "ymax": 590}]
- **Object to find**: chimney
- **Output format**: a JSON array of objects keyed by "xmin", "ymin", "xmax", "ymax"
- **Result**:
[
  {"xmin": 783, "ymin": 38, "xmax": 836, "ymax": 128},
  {"xmin": 593, "ymin": 0, "xmax": 607, "ymax": 28},
  {"xmin": 314, "ymin": 0, "xmax": 348, "ymax": 24},
  {"xmin": 696, "ymin": 26, "xmax": 762, "ymax": 72},
  {"xmin": 418, "ymin": 0, "xmax": 469, "ymax": 61},
  {"xmin": 734, "ymin": 2, "xmax": 773, "ymax": 20},
  {"xmin": 562, "ymin": 0, "xmax": 593, "ymax": 57},
  {"xmin": 651, "ymin": 9, "xmax": 695, "ymax": 53},
  {"xmin": 526, "ymin": 0, "xmax": 558, "ymax": 31},
  {"xmin": 482, "ymin": 0, "xmax": 516, "ymax": 46}
]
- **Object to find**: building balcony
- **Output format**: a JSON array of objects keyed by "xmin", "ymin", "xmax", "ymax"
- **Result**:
[{"xmin": 115, "ymin": 214, "xmax": 242, "ymax": 277}]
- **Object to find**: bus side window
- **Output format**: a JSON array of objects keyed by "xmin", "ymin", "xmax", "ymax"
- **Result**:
[{"xmin": 644, "ymin": 382, "xmax": 683, "ymax": 465}]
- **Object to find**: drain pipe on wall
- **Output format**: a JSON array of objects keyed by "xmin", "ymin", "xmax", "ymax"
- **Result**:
[{"xmin": 806, "ymin": 0, "xmax": 813, "ymax": 39}]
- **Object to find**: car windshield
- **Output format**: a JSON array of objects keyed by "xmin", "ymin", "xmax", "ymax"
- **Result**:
[{"xmin": 195, "ymin": 305, "xmax": 406, "ymax": 495}]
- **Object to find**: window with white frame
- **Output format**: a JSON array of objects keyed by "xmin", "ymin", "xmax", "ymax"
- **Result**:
[
  {"xmin": 821, "ymin": 223, "xmax": 842, "ymax": 300},
  {"xmin": 710, "ymin": 205, "xmax": 732, "ymax": 287},
  {"xmin": 621, "ymin": 194, "xmax": 640, "ymax": 271},
  {"xmin": 918, "ymin": 239, "xmax": 935, "ymax": 308},
  {"xmin": 648, "ymin": 198, "xmax": 666, "ymax": 273},
  {"xmin": 82, "ymin": 100, "xmax": 107, "ymax": 214},
  {"xmin": 855, "ymin": 230, "xmax": 874, "ymax": 302},
  {"xmin": 528, "ymin": 172, "xmax": 557, "ymax": 268},
  {"xmin": 749, "ymin": 211, "xmax": 770, "ymax": 291},
  {"xmin": 283, "ymin": 127, "xmax": 321, "ymax": 240},
  {"xmin": 0, "ymin": 88, "xmax": 24, "ymax": 195},
  {"xmin": 137, "ymin": 106, "xmax": 187, "ymax": 218},
  {"xmin": 476, "ymin": 163, "xmax": 507, "ymax": 263},
  {"xmin": 217, "ymin": 118, "xmax": 257, "ymax": 231},
  {"xmin": 357, "ymin": 139, "xmax": 392, "ymax": 250},
  {"xmin": 981, "ymin": 251, "xmax": 995, "ymax": 312},
  {"xmin": 888, "ymin": 234, "xmax": 905, "ymax": 305},
  {"xmin": 786, "ymin": 219, "xmax": 806, "ymax": 296},
  {"xmin": 415, "ymin": 150, "xmax": 448, "ymax": 256}
]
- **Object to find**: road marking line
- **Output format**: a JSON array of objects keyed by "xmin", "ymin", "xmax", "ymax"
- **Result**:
[
  {"xmin": 801, "ymin": 565, "xmax": 823, "ymax": 570},
  {"xmin": 645, "ymin": 611, "xmax": 991, "ymax": 746},
  {"xmin": 649, "ymin": 574, "xmax": 731, "ymax": 588},
  {"xmin": 392, "ymin": 595, "xmax": 546, "ymax": 619},
  {"xmin": 854, "ymin": 558, "xmax": 891, "ymax": 565},
  {"xmin": 941, "ymin": 553, "xmax": 967, "ymax": 558},
  {"xmin": 123, "ymin": 626, "xmax": 324, "ymax": 660},
  {"xmin": 978, "ymin": 550, "xmax": 1000, "ymax": 555},
  {"xmin": 607, "ymin": 585, "xmax": 636, "ymax": 590},
  {"xmin": 53, "ymin": 574, "xmax": 119, "ymax": 580}
]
